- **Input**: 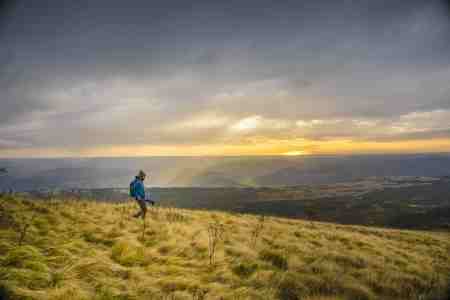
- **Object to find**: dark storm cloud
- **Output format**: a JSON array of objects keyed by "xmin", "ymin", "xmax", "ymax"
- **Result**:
[{"xmin": 1, "ymin": 0, "xmax": 450, "ymax": 153}]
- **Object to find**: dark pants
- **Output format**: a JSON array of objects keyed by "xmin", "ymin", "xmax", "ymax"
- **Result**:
[{"xmin": 133, "ymin": 198, "xmax": 147, "ymax": 219}]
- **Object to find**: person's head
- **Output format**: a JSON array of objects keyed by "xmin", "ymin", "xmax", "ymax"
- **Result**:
[{"xmin": 137, "ymin": 170, "xmax": 146, "ymax": 181}]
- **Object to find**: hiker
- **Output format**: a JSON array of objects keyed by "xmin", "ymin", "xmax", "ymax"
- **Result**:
[{"xmin": 130, "ymin": 170, "xmax": 155, "ymax": 219}]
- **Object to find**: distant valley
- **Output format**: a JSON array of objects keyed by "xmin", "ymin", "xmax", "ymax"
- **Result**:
[{"xmin": 2, "ymin": 155, "xmax": 450, "ymax": 230}]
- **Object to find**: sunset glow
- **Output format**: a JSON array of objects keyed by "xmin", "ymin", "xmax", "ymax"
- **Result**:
[
  {"xmin": 2, "ymin": 137, "xmax": 450, "ymax": 158},
  {"xmin": 282, "ymin": 151, "xmax": 309, "ymax": 156}
]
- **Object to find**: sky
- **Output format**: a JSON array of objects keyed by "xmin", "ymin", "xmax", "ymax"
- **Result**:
[{"xmin": 1, "ymin": 0, "xmax": 450, "ymax": 157}]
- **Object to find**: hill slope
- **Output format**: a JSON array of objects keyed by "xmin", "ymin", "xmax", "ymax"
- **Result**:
[{"xmin": 0, "ymin": 195, "xmax": 449, "ymax": 300}]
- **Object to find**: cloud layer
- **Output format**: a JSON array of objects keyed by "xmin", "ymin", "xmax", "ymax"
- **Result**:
[{"xmin": 1, "ymin": 0, "xmax": 450, "ymax": 156}]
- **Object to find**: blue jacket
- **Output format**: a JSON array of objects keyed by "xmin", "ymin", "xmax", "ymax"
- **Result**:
[{"xmin": 131, "ymin": 177, "xmax": 146, "ymax": 200}]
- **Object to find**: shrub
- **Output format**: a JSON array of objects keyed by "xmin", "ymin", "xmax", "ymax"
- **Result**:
[
  {"xmin": 11, "ymin": 211, "xmax": 37, "ymax": 246},
  {"xmin": 277, "ymin": 272, "xmax": 309, "ymax": 300},
  {"xmin": 232, "ymin": 261, "xmax": 258, "ymax": 278},
  {"xmin": 189, "ymin": 286, "xmax": 209, "ymax": 300},
  {"xmin": 22, "ymin": 260, "xmax": 49, "ymax": 273},
  {"xmin": 2, "ymin": 245, "xmax": 45, "ymax": 268},
  {"xmin": 207, "ymin": 221, "xmax": 225, "ymax": 265},
  {"xmin": 260, "ymin": 249, "xmax": 288, "ymax": 270},
  {"xmin": 250, "ymin": 215, "xmax": 266, "ymax": 246},
  {"xmin": 331, "ymin": 253, "xmax": 368, "ymax": 269},
  {"xmin": 159, "ymin": 278, "xmax": 192, "ymax": 293},
  {"xmin": 0, "ymin": 246, "xmax": 52, "ymax": 289},
  {"xmin": 50, "ymin": 269, "xmax": 65, "ymax": 287},
  {"xmin": 111, "ymin": 240, "xmax": 148, "ymax": 266},
  {"xmin": 165, "ymin": 208, "xmax": 188, "ymax": 223},
  {"xmin": 94, "ymin": 286, "xmax": 132, "ymax": 300},
  {"xmin": 33, "ymin": 216, "xmax": 50, "ymax": 234},
  {"xmin": 158, "ymin": 244, "xmax": 172, "ymax": 255},
  {"xmin": 340, "ymin": 281, "xmax": 375, "ymax": 300},
  {"xmin": 111, "ymin": 241, "xmax": 131, "ymax": 265},
  {"xmin": 299, "ymin": 274, "xmax": 338, "ymax": 295},
  {"xmin": 0, "ymin": 284, "xmax": 12, "ymax": 300},
  {"xmin": 0, "ymin": 241, "xmax": 12, "ymax": 257},
  {"xmin": 82, "ymin": 231, "xmax": 114, "ymax": 247},
  {"xmin": 71, "ymin": 257, "xmax": 118, "ymax": 283},
  {"xmin": 3, "ymin": 268, "xmax": 52, "ymax": 289}
]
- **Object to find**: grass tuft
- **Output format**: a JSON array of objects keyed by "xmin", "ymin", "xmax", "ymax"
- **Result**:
[
  {"xmin": 260, "ymin": 249, "xmax": 288, "ymax": 270},
  {"xmin": 231, "ymin": 260, "xmax": 258, "ymax": 278},
  {"xmin": 111, "ymin": 240, "xmax": 149, "ymax": 266},
  {"xmin": 277, "ymin": 272, "xmax": 309, "ymax": 300}
]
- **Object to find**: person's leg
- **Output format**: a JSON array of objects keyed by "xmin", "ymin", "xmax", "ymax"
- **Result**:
[
  {"xmin": 133, "ymin": 198, "xmax": 144, "ymax": 218},
  {"xmin": 133, "ymin": 207, "xmax": 142, "ymax": 218},
  {"xmin": 137, "ymin": 199, "xmax": 147, "ymax": 219}
]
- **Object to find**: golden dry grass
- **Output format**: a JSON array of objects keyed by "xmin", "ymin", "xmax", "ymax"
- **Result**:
[{"xmin": 0, "ymin": 195, "xmax": 449, "ymax": 300}]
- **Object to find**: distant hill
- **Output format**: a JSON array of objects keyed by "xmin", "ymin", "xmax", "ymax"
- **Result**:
[
  {"xmin": 167, "ymin": 169, "xmax": 244, "ymax": 187},
  {"xmin": 6, "ymin": 167, "xmax": 132, "ymax": 190},
  {"xmin": 254, "ymin": 166, "xmax": 337, "ymax": 186},
  {"xmin": 2, "ymin": 154, "xmax": 450, "ymax": 190},
  {"xmin": 0, "ymin": 195, "xmax": 449, "ymax": 299}
]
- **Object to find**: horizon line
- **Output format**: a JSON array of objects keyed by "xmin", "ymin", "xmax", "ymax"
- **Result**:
[{"xmin": 1, "ymin": 152, "xmax": 450, "ymax": 160}]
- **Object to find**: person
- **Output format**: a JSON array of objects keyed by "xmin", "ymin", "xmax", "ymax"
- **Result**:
[{"xmin": 130, "ymin": 170, "xmax": 154, "ymax": 219}]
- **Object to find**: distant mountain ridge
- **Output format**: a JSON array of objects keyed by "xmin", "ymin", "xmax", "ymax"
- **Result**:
[{"xmin": 1, "ymin": 154, "xmax": 450, "ymax": 190}]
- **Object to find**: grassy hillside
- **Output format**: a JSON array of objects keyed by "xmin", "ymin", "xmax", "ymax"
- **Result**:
[{"xmin": 0, "ymin": 195, "xmax": 449, "ymax": 300}]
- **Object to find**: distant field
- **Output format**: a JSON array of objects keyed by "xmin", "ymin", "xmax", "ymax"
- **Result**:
[
  {"xmin": 148, "ymin": 178, "xmax": 450, "ymax": 229},
  {"xmin": 1, "ymin": 195, "xmax": 449, "ymax": 299}
]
